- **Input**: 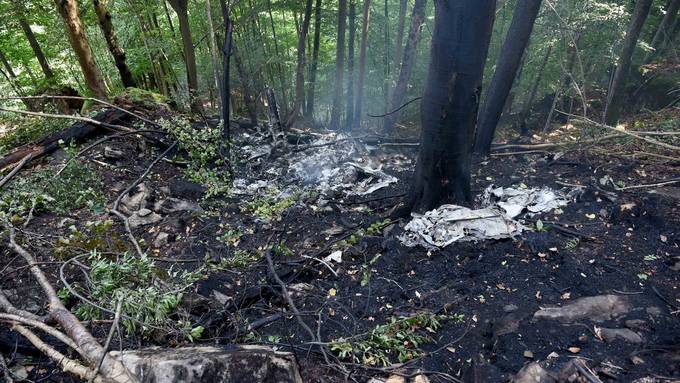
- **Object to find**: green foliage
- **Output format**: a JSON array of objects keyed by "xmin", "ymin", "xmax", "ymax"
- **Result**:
[
  {"xmin": 0, "ymin": 114, "xmax": 70, "ymax": 155},
  {"xmin": 243, "ymin": 195, "xmax": 296, "ymax": 221},
  {"xmin": 159, "ymin": 118, "xmax": 231, "ymax": 197},
  {"xmin": 119, "ymin": 87, "xmax": 170, "ymax": 105},
  {"xmin": 208, "ymin": 250, "xmax": 261, "ymax": 270},
  {"xmin": 54, "ymin": 220, "xmax": 128, "ymax": 257},
  {"xmin": 73, "ymin": 251, "xmax": 201, "ymax": 336},
  {"xmin": 331, "ymin": 313, "xmax": 459, "ymax": 366}
]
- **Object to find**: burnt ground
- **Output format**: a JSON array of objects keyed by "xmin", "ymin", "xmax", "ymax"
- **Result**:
[{"xmin": 1, "ymin": 111, "xmax": 679, "ymax": 383}]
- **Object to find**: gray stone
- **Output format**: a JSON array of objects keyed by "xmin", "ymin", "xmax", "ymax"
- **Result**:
[
  {"xmin": 128, "ymin": 210, "xmax": 162, "ymax": 229},
  {"xmin": 512, "ymin": 362, "xmax": 556, "ymax": 383},
  {"xmin": 154, "ymin": 198, "xmax": 203, "ymax": 214},
  {"xmin": 533, "ymin": 295, "xmax": 631, "ymax": 323},
  {"xmin": 113, "ymin": 346, "xmax": 302, "ymax": 383},
  {"xmin": 598, "ymin": 327, "xmax": 643, "ymax": 344},
  {"xmin": 153, "ymin": 232, "xmax": 170, "ymax": 248},
  {"xmin": 121, "ymin": 183, "xmax": 151, "ymax": 213},
  {"xmin": 504, "ymin": 304, "xmax": 519, "ymax": 313}
]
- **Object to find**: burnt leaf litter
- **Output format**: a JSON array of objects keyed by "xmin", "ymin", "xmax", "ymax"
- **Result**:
[{"xmin": 1, "ymin": 110, "xmax": 679, "ymax": 383}]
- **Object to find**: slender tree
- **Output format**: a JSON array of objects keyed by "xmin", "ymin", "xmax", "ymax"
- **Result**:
[
  {"xmin": 474, "ymin": 0, "xmax": 543, "ymax": 154},
  {"xmin": 15, "ymin": 4, "xmax": 54, "ymax": 80},
  {"xmin": 604, "ymin": 0, "xmax": 653, "ymax": 125},
  {"xmin": 518, "ymin": 44, "xmax": 552, "ymax": 136},
  {"xmin": 205, "ymin": 0, "xmax": 222, "ymax": 113},
  {"xmin": 345, "ymin": 0, "xmax": 356, "ymax": 130},
  {"xmin": 305, "ymin": 0, "xmax": 323, "ymax": 117},
  {"xmin": 168, "ymin": 0, "xmax": 200, "ymax": 110},
  {"xmin": 394, "ymin": 0, "xmax": 408, "ymax": 68},
  {"xmin": 646, "ymin": 0, "xmax": 680, "ymax": 62},
  {"xmin": 383, "ymin": 0, "xmax": 426, "ymax": 133},
  {"xmin": 93, "ymin": 0, "xmax": 136, "ymax": 88},
  {"xmin": 329, "ymin": 0, "xmax": 347, "ymax": 130},
  {"xmin": 353, "ymin": 0, "xmax": 371, "ymax": 129},
  {"xmin": 54, "ymin": 0, "xmax": 107, "ymax": 99},
  {"xmin": 404, "ymin": 0, "xmax": 496, "ymax": 213},
  {"xmin": 289, "ymin": 0, "xmax": 314, "ymax": 123}
]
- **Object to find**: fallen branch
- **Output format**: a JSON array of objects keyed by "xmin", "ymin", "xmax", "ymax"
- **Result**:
[
  {"xmin": 0, "ymin": 107, "xmax": 135, "ymax": 133},
  {"xmin": 0, "ymin": 154, "xmax": 32, "ymax": 190},
  {"xmin": 614, "ymin": 178, "xmax": 680, "ymax": 191},
  {"xmin": 568, "ymin": 114, "xmax": 680, "ymax": 152},
  {"xmin": 0, "ymin": 350, "xmax": 13, "ymax": 383}
]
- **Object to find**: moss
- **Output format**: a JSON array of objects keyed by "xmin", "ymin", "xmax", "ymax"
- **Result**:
[{"xmin": 118, "ymin": 87, "xmax": 170, "ymax": 106}]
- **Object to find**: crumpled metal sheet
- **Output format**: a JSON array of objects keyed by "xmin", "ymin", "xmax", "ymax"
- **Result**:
[{"xmin": 399, "ymin": 185, "xmax": 572, "ymax": 249}]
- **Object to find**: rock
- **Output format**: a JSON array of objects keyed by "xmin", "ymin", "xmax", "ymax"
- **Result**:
[
  {"xmin": 121, "ymin": 183, "xmax": 151, "ymax": 213},
  {"xmin": 103, "ymin": 146, "xmax": 124, "ymax": 159},
  {"xmin": 128, "ymin": 210, "xmax": 162, "ymax": 229},
  {"xmin": 212, "ymin": 290, "xmax": 231, "ymax": 305},
  {"xmin": 413, "ymin": 374, "xmax": 430, "ymax": 383},
  {"xmin": 170, "ymin": 179, "xmax": 206, "ymax": 200},
  {"xmin": 385, "ymin": 376, "xmax": 406, "ymax": 383},
  {"xmin": 523, "ymin": 350, "xmax": 534, "ymax": 359},
  {"xmin": 533, "ymin": 295, "xmax": 631, "ymax": 323},
  {"xmin": 154, "ymin": 198, "xmax": 203, "ymax": 214},
  {"xmin": 512, "ymin": 362, "xmax": 556, "ymax": 383},
  {"xmin": 113, "ymin": 346, "xmax": 302, "ymax": 383},
  {"xmin": 503, "ymin": 304, "xmax": 519, "ymax": 313},
  {"xmin": 597, "ymin": 327, "xmax": 643, "ymax": 344},
  {"xmin": 493, "ymin": 313, "xmax": 523, "ymax": 338},
  {"xmin": 625, "ymin": 319, "xmax": 649, "ymax": 331},
  {"xmin": 153, "ymin": 232, "xmax": 170, "ymax": 247}
]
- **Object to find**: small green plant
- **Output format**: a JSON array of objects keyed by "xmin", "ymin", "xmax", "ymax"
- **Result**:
[
  {"xmin": 54, "ymin": 220, "xmax": 128, "ymax": 257},
  {"xmin": 331, "ymin": 313, "xmax": 459, "ymax": 366},
  {"xmin": 209, "ymin": 250, "xmax": 260, "ymax": 270},
  {"xmin": 0, "ymin": 114, "xmax": 71, "ymax": 155},
  {"xmin": 217, "ymin": 229, "xmax": 242, "ymax": 246},
  {"xmin": 272, "ymin": 241, "xmax": 293, "ymax": 257},
  {"xmin": 366, "ymin": 219, "xmax": 392, "ymax": 236},
  {"xmin": 565, "ymin": 237, "xmax": 580, "ymax": 250},
  {"xmin": 244, "ymin": 195, "xmax": 296, "ymax": 221},
  {"xmin": 73, "ymin": 251, "xmax": 201, "ymax": 336}
]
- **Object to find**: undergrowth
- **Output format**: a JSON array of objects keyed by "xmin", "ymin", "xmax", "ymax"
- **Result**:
[
  {"xmin": 0, "ymin": 114, "xmax": 71, "ymax": 155},
  {"xmin": 331, "ymin": 313, "xmax": 461, "ymax": 366},
  {"xmin": 243, "ymin": 195, "xmax": 296, "ymax": 221}
]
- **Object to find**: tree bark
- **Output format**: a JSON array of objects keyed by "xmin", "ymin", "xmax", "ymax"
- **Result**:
[
  {"xmin": 93, "ymin": 0, "xmax": 136, "ymax": 88},
  {"xmin": 305, "ymin": 0, "xmax": 323, "ymax": 118},
  {"xmin": 329, "ymin": 0, "xmax": 347, "ymax": 130},
  {"xmin": 646, "ymin": 0, "xmax": 680, "ymax": 62},
  {"xmin": 288, "ymin": 0, "xmax": 314, "ymax": 123},
  {"xmin": 234, "ymin": 44, "xmax": 258, "ymax": 125},
  {"xmin": 15, "ymin": 6, "xmax": 54, "ymax": 80},
  {"xmin": 474, "ymin": 0, "xmax": 542, "ymax": 154},
  {"xmin": 382, "ymin": 0, "xmax": 426, "ymax": 133},
  {"xmin": 518, "ymin": 44, "xmax": 551, "ymax": 136},
  {"xmin": 205, "ymin": 0, "xmax": 222, "ymax": 114},
  {"xmin": 54, "ymin": 0, "xmax": 107, "ymax": 100},
  {"xmin": 604, "ymin": 0, "xmax": 653, "ymax": 125},
  {"xmin": 168, "ymin": 0, "xmax": 200, "ymax": 110},
  {"xmin": 394, "ymin": 0, "xmax": 408, "ymax": 68},
  {"xmin": 345, "ymin": 0, "xmax": 357, "ymax": 130},
  {"xmin": 353, "ymin": 0, "xmax": 371, "ymax": 129},
  {"xmin": 382, "ymin": 0, "xmax": 390, "ymax": 112},
  {"xmin": 267, "ymin": 0, "xmax": 290, "ymax": 116},
  {"xmin": 404, "ymin": 0, "xmax": 496, "ymax": 213}
]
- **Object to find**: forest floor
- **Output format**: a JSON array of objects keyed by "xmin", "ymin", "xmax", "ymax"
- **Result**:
[{"xmin": 0, "ymin": 104, "xmax": 678, "ymax": 383}]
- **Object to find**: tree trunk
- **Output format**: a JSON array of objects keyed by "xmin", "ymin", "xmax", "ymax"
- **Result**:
[
  {"xmin": 345, "ymin": 0, "xmax": 356, "ymax": 130},
  {"xmin": 604, "ymin": 0, "xmax": 652, "ymax": 125},
  {"xmin": 353, "ymin": 0, "xmax": 371, "ymax": 129},
  {"xmin": 205, "ymin": 0, "xmax": 223, "ymax": 114},
  {"xmin": 54, "ymin": 0, "xmax": 107, "ymax": 100},
  {"xmin": 305, "ymin": 0, "xmax": 323, "ymax": 117},
  {"xmin": 219, "ymin": 0, "xmax": 233, "ymax": 168},
  {"xmin": 288, "ymin": 0, "xmax": 314, "ymax": 123},
  {"xmin": 15, "ymin": 8, "xmax": 54, "ymax": 80},
  {"xmin": 404, "ymin": 0, "xmax": 496, "ymax": 213},
  {"xmin": 518, "ymin": 44, "xmax": 551, "ymax": 136},
  {"xmin": 329, "ymin": 0, "xmax": 347, "ymax": 130},
  {"xmin": 394, "ymin": 0, "xmax": 408, "ymax": 68},
  {"xmin": 473, "ymin": 0, "xmax": 542, "ymax": 154},
  {"xmin": 267, "ymin": 0, "xmax": 290, "ymax": 116},
  {"xmin": 93, "ymin": 0, "xmax": 136, "ymax": 88},
  {"xmin": 383, "ymin": 0, "xmax": 390, "ymax": 112},
  {"xmin": 383, "ymin": 0, "xmax": 426, "ymax": 133},
  {"xmin": 168, "ymin": 0, "xmax": 200, "ymax": 110},
  {"xmin": 234, "ymin": 44, "xmax": 258, "ymax": 125},
  {"xmin": 646, "ymin": 0, "xmax": 680, "ymax": 62}
]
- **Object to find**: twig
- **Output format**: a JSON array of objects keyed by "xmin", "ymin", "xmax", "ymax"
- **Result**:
[
  {"xmin": 0, "ymin": 154, "xmax": 32, "ymax": 189},
  {"xmin": 572, "ymin": 358, "xmax": 603, "ymax": 383},
  {"xmin": 0, "ymin": 313, "xmax": 81, "ymax": 352},
  {"xmin": 367, "ymin": 97, "xmax": 422, "ymax": 118},
  {"xmin": 0, "ymin": 107, "xmax": 135, "ymax": 133},
  {"xmin": 88, "ymin": 299, "xmax": 123, "ymax": 383},
  {"xmin": 0, "ymin": 351, "xmax": 14, "ymax": 383},
  {"xmin": 614, "ymin": 178, "xmax": 680, "ymax": 191},
  {"xmin": 569, "ymin": 115, "xmax": 680, "ymax": 152}
]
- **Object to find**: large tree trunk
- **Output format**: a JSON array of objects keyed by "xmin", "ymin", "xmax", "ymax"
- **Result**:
[
  {"xmin": 15, "ymin": 6, "xmax": 54, "ymax": 80},
  {"xmin": 382, "ymin": 0, "xmax": 426, "ymax": 133},
  {"xmin": 93, "ymin": 0, "xmax": 136, "ymax": 88},
  {"xmin": 54, "ymin": 0, "xmax": 107, "ymax": 100},
  {"xmin": 168, "ymin": 0, "xmax": 200, "ymax": 110},
  {"xmin": 329, "ymin": 0, "xmax": 347, "ymax": 130},
  {"xmin": 473, "ymin": 0, "xmax": 542, "ymax": 154},
  {"xmin": 345, "ymin": 0, "xmax": 356, "ymax": 130},
  {"xmin": 604, "ymin": 0, "xmax": 652, "ymax": 125},
  {"xmin": 305, "ymin": 0, "xmax": 323, "ymax": 118},
  {"xmin": 404, "ymin": 0, "xmax": 496, "ymax": 213},
  {"xmin": 288, "ymin": 0, "xmax": 314, "ymax": 123},
  {"xmin": 353, "ymin": 0, "xmax": 371, "ymax": 129},
  {"xmin": 394, "ymin": 0, "xmax": 408, "ymax": 68},
  {"xmin": 646, "ymin": 0, "xmax": 680, "ymax": 62}
]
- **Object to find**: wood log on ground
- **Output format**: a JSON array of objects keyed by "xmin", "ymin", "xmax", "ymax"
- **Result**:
[
  {"xmin": 0, "ymin": 108, "xmax": 133, "ymax": 170},
  {"xmin": 113, "ymin": 345, "xmax": 302, "ymax": 383}
]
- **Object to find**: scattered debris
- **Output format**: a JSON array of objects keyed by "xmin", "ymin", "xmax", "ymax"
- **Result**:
[{"xmin": 533, "ymin": 295, "xmax": 631, "ymax": 323}]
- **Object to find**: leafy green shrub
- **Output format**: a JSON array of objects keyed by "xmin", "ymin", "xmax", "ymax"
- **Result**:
[
  {"xmin": 0, "ymin": 114, "xmax": 70, "ymax": 155},
  {"xmin": 243, "ymin": 195, "xmax": 296, "ymax": 221}
]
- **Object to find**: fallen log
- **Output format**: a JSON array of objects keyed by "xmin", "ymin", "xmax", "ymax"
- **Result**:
[{"xmin": 0, "ymin": 108, "xmax": 134, "ymax": 171}]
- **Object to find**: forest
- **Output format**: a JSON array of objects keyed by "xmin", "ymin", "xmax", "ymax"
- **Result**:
[{"xmin": 0, "ymin": 0, "xmax": 678, "ymax": 382}]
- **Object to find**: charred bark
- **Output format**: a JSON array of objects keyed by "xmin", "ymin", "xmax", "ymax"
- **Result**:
[
  {"xmin": 168, "ymin": 0, "xmax": 200, "ymax": 111},
  {"xmin": 404, "ymin": 0, "xmax": 496, "ymax": 213},
  {"xmin": 93, "ymin": 0, "xmax": 136, "ymax": 88},
  {"xmin": 329, "ymin": 0, "xmax": 347, "ymax": 130},
  {"xmin": 305, "ymin": 0, "xmax": 323, "ymax": 117},
  {"xmin": 353, "ymin": 0, "xmax": 371, "ymax": 129},
  {"xmin": 289, "ymin": 0, "xmax": 314, "ymax": 124},
  {"xmin": 345, "ymin": 0, "xmax": 356, "ymax": 130},
  {"xmin": 474, "ymin": 0, "xmax": 542, "ymax": 155}
]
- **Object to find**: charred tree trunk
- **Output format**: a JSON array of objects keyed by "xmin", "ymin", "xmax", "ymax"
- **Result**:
[
  {"xmin": 54, "ymin": 0, "xmax": 107, "ymax": 100},
  {"xmin": 383, "ymin": 0, "xmax": 390, "ymax": 112},
  {"xmin": 16, "ymin": 8, "xmax": 54, "ymax": 80},
  {"xmin": 305, "ymin": 0, "xmax": 323, "ymax": 117},
  {"xmin": 604, "ymin": 0, "xmax": 652, "ymax": 125},
  {"xmin": 168, "ymin": 0, "xmax": 200, "ymax": 110},
  {"xmin": 93, "ymin": 0, "xmax": 136, "ymax": 88},
  {"xmin": 394, "ymin": 0, "xmax": 408, "ymax": 68},
  {"xmin": 518, "ymin": 44, "xmax": 551, "ymax": 136},
  {"xmin": 474, "ymin": 0, "xmax": 542, "ymax": 154},
  {"xmin": 404, "ymin": 0, "xmax": 496, "ymax": 213},
  {"xmin": 329, "ymin": 0, "xmax": 347, "ymax": 130},
  {"xmin": 220, "ymin": 0, "xmax": 233, "ymax": 154},
  {"xmin": 353, "ymin": 0, "xmax": 371, "ymax": 129},
  {"xmin": 646, "ymin": 0, "xmax": 680, "ymax": 62},
  {"xmin": 383, "ymin": 0, "xmax": 426, "ymax": 133},
  {"xmin": 267, "ymin": 0, "xmax": 290, "ymax": 116},
  {"xmin": 345, "ymin": 0, "xmax": 356, "ymax": 130},
  {"xmin": 288, "ymin": 0, "xmax": 314, "ymax": 123}
]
